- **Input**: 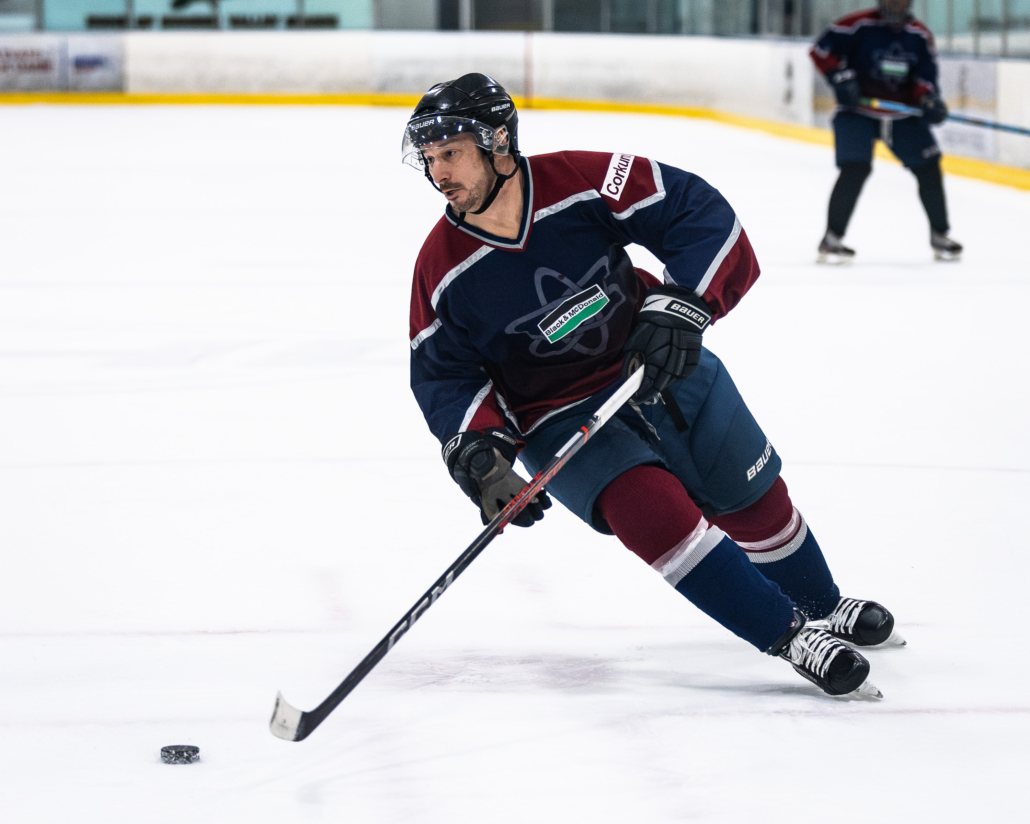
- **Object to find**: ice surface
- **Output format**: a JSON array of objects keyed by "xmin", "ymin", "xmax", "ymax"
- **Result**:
[{"xmin": 0, "ymin": 103, "xmax": 1027, "ymax": 822}]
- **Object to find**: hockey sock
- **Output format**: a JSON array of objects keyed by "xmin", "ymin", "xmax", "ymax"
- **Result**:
[
  {"xmin": 912, "ymin": 160, "xmax": 950, "ymax": 234},
  {"xmin": 595, "ymin": 464, "xmax": 702, "ymax": 565},
  {"xmin": 827, "ymin": 162, "xmax": 872, "ymax": 237},
  {"xmin": 711, "ymin": 477, "xmax": 841, "ymax": 620},
  {"xmin": 671, "ymin": 535, "xmax": 800, "ymax": 651},
  {"xmin": 596, "ymin": 466, "xmax": 797, "ymax": 651}
]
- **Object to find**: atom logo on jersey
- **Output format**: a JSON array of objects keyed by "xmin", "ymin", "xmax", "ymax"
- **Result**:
[
  {"xmin": 872, "ymin": 43, "xmax": 916, "ymax": 87},
  {"xmin": 602, "ymin": 154, "xmax": 635, "ymax": 201},
  {"xmin": 507, "ymin": 256, "xmax": 627, "ymax": 357},
  {"xmin": 538, "ymin": 284, "xmax": 611, "ymax": 343}
]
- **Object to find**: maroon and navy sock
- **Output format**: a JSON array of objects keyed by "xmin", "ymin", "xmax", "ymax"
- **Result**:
[
  {"xmin": 597, "ymin": 466, "xmax": 797, "ymax": 651},
  {"xmin": 712, "ymin": 477, "xmax": 841, "ymax": 620}
]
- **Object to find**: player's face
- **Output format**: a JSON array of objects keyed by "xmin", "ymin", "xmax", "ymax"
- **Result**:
[
  {"xmin": 880, "ymin": 0, "xmax": 911, "ymax": 17},
  {"xmin": 421, "ymin": 136, "xmax": 493, "ymax": 213}
]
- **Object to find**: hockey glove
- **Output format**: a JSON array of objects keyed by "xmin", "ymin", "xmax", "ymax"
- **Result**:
[
  {"xmin": 919, "ymin": 93, "xmax": 949, "ymax": 125},
  {"xmin": 622, "ymin": 285, "xmax": 711, "ymax": 405},
  {"xmin": 829, "ymin": 69, "xmax": 862, "ymax": 108},
  {"xmin": 443, "ymin": 428, "xmax": 551, "ymax": 527}
]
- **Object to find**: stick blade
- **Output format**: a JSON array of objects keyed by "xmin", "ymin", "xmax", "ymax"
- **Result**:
[{"xmin": 269, "ymin": 691, "xmax": 305, "ymax": 741}]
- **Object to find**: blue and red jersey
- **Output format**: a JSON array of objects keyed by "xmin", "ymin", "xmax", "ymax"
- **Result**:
[
  {"xmin": 409, "ymin": 150, "xmax": 760, "ymax": 445},
  {"xmin": 811, "ymin": 8, "xmax": 938, "ymax": 115}
]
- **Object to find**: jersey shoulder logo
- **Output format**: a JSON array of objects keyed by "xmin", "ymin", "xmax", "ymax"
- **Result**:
[
  {"xmin": 601, "ymin": 153, "xmax": 634, "ymax": 201},
  {"xmin": 538, "ymin": 284, "xmax": 610, "ymax": 343}
]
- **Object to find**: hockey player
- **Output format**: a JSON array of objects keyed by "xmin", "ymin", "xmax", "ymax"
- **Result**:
[
  {"xmin": 811, "ymin": 0, "xmax": 963, "ymax": 262},
  {"xmin": 404, "ymin": 73, "xmax": 903, "ymax": 699}
]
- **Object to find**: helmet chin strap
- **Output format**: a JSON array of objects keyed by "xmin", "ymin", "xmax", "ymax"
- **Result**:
[
  {"xmin": 467, "ymin": 151, "xmax": 520, "ymax": 217},
  {"xmin": 422, "ymin": 149, "xmax": 520, "ymax": 226}
]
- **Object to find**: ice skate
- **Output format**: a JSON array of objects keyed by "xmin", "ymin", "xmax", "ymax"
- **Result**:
[
  {"xmin": 817, "ymin": 230, "xmax": 855, "ymax": 265},
  {"xmin": 931, "ymin": 231, "xmax": 962, "ymax": 261},
  {"xmin": 815, "ymin": 597, "xmax": 906, "ymax": 648},
  {"xmin": 773, "ymin": 615, "xmax": 881, "ymax": 698}
]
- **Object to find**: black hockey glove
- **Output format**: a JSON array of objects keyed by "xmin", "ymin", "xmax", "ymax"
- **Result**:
[
  {"xmin": 829, "ymin": 69, "xmax": 862, "ymax": 108},
  {"xmin": 622, "ymin": 285, "xmax": 711, "ymax": 405},
  {"xmin": 919, "ymin": 93, "xmax": 949, "ymax": 125},
  {"xmin": 443, "ymin": 428, "xmax": 551, "ymax": 527}
]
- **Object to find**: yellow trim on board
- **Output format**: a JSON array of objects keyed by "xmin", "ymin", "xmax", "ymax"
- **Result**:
[
  {"xmin": 520, "ymin": 95, "xmax": 837, "ymax": 149},
  {"xmin": 4, "ymin": 90, "xmax": 1029, "ymax": 191},
  {"xmin": 0, "ymin": 91, "xmax": 423, "ymax": 107},
  {"xmin": 939, "ymin": 154, "xmax": 1030, "ymax": 190}
]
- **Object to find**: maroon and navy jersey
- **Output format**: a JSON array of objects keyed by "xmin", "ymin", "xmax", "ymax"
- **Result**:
[
  {"xmin": 409, "ymin": 150, "xmax": 760, "ymax": 444},
  {"xmin": 811, "ymin": 8, "xmax": 938, "ymax": 115}
]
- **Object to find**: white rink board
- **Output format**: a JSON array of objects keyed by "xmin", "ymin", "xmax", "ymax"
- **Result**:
[{"xmin": 0, "ymin": 104, "xmax": 1028, "ymax": 823}]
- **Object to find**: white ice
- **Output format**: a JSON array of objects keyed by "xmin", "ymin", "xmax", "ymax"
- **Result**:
[{"xmin": 1, "ymin": 103, "xmax": 1028, "ymax": 823}]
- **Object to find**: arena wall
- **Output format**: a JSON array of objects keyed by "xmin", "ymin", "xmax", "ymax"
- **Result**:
[{"xmin": 2, "ymin": 30, "xmax": 1028, "ymax": 171}]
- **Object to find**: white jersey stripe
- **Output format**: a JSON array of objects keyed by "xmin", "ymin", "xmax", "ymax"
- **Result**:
[
  {"xmin": 522, "ymin": 393, "xmax": 592, "ymax": 435},
  {"xmin": 458, "ymin": 380, "xmax": 495, "ymax": 433},
  {"xmin": 410, "ymin": 318, "xmax": 442, "ymax": 351},
  {"xmin": 612, "ymin": 159, "xmax": 666, "ymax": 220},
  {"xmin": 431, "ymin": 245, "xmax": 493, "ymax": 311},
  {"xmin": 535, "ymin": 190, "xmax": 601, "ymax": 222},
  {"xmin": 695, "ymin": 215, "xmax": 742, "ymax": 296}
]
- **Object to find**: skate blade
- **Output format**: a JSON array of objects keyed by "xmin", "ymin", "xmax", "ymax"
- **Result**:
[
  {"xmin": 851, "ymin": 627, "xmax": 908, "ymax": 649},
  {"xmin": 853, "ymin": 678, "xmax": 883, "ymax": 700},
  {"xmin": 878, "ymin": 628, "xmax": 907, "ymax": 647},
  {"xmin": 816, "ymin": 252, "xmax": 853, "ymax": 266},
  {"xmin": 808, "ymin": 620, "xmax": 907, "ymax": 649},
  {"xmin": 934, "ymin": 250, "xmax": 961, "ymax": 262}
]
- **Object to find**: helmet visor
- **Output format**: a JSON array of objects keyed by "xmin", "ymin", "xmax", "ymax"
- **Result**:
[{"xmin": 401, "ymin": 115, "xmax": 510, "ymax": 169}]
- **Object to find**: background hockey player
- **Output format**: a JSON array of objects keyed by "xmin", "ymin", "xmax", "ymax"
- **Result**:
[
  {"xmin": 810, "ymin": 0, "xmax": 963, "ymax": 262},
  {"xmin": 404, "ymin": 73, "xmax": 903, "ymax": 699}
]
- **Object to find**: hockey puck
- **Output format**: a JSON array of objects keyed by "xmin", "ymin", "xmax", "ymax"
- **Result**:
[{"xmin": 160, "ymin": 745, "xmax": 200, "ymax": 765}]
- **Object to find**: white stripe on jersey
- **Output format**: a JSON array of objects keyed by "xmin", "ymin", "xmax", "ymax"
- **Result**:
[
  {"xmin": 458, "ymin": 380, "xmax": 495, "ymax": 433},
  {"xmin": 431, "ymin": 245, "xmax": 494, "ymax": 311},
  {"xmin": 695, "ymin": 215, "xmax": 742, "ymax": 296},
  {"xmin": 612, "ymin": 159, "xmax": 666, "ymax": 220},
  {"xmin": 410, "ymin": 318, "xmax": 442, "ymax": 351},
  {"xmin": 534, "ymin": 190, "xmax": 601, "ymax": 222}
]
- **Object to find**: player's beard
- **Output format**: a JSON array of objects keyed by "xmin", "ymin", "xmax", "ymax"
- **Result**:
[{"xmin": 442, "ymin": 164, "xmax": 493, "ymax": 214}]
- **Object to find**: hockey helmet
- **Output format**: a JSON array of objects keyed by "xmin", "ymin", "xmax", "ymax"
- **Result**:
[{"xmin": 401, "ymin": 73, "xmax": 519, "ymax": 170}]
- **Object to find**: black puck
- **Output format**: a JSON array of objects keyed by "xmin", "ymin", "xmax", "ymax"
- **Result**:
[{"xmin": 160, "ymin": 745, "xmax": 200, "ymax": 765}]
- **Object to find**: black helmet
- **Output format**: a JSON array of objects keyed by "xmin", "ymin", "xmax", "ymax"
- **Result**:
[{"xmin": 401, "ymin": 73, "xmax": 519, "ymax": 169}]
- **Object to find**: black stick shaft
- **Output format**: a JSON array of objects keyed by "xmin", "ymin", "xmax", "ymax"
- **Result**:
[{"xmin": 275, "ymin": 368, "xmax": 644, "ymax": 741}]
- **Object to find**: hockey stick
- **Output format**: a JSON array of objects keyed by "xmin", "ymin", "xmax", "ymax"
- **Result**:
[
  {"xmin": 269, "ymin": 366, "xmax": 645, "ymax": 742},
  {"xmin": 859, "ymin": 97, "xmax": 1030, "ymax": 137}
]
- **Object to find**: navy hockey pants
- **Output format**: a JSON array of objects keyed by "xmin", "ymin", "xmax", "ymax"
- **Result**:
[
  {"xmin": 833, "ymin": 110, "xmax": 940, "ymax": 169},
  {"xmin": 517, "ymin": 347, "xmax": 781, "ymax": 534}
]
